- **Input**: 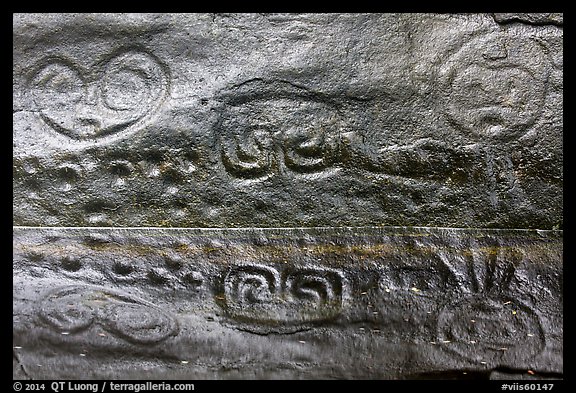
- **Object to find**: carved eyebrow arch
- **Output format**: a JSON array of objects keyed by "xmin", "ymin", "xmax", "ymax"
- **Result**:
[
  {"xmin": 35, "ymin": 68, "xmax": 76, "ymax": 86},
  {"xmin": 28, "ymin": 57, "xmax": 85, "ymax": 85},
  {"xmin": 104, "ymin": 66, "xmax": 152, "ymax": 80}
]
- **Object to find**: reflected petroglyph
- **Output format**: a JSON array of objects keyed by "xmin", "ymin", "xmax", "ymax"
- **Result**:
[
  {"xmin": 13, "ymin": 225, "xmax": 562, "ymax": 379},
  {"xmin": 13, "ymin": 13, "xmax": 562, "ymax": 379},
  {"xmin": 436, "ymin": 244, "xmax": 545, "ymax": 364},
  {"xmin": 38, "ymin": 285, "xmax": 179, "ymax": 344},
  {"xmin": 437, "ymin": 295, "xmax": 545, "ymax": 365},
  {"xmin": 220, "ymin": 263, "xmax": 347, "ymax": 331}
]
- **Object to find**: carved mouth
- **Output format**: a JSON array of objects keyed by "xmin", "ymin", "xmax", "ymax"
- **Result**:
[{"xmin": 41, "ymin": 113, "xmax": 139, "ymax": 141}]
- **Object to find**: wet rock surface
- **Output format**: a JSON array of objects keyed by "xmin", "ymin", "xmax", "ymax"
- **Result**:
[
  {"xmin": 13, "ymin": 13, "xmax": 562, "ymax": 229},
  {"xmin": 13, "ymin": 13, "xmax": 562, "ymax": 380},
  {"xmin": 13, "ymin": 227, "xmax": 563, "ymax": 379}
]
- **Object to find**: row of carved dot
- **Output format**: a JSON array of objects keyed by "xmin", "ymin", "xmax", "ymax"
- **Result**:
[
  {"xmin": 113, "ymin": 261, "xmax": 204, "ymax": 288},
  {"xmin": 43, "ymin": 254, "xmax": 445, "ymax": 293},
  {"xmin": 16, "ymin": 159, "xmax": 196, "ymax": 183},
  {"xmin": 46, "ymin": 255, "xmax": 204, "ymax": 288},
  {"xmin": 16, "ymin": 145, "xmax": 339, "ymax": 179}
]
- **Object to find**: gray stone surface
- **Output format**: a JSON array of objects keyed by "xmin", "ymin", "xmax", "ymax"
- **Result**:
[
  {"xmin": 13, "ymin": 227, "xmax": 562, "ymax": 379},
  {"xmin": 13, "ymin": 13, "xmax": 563, "ymax": 229},
  {"xmin": 13, "ymin": 13, "xmax": 563, "ymax": 380},
  {"xmin": 493, "ymin": 13, "xmax": 563, "ymax": 26}
]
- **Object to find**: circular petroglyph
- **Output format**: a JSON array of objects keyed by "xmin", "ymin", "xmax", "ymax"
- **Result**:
[
  {"xmin": 223, "ymin": 264, "xmax": 280, "ymax": 307},
  {"xmin": 284, "ymin": 267, "xmax": 344, "ymax": 306},
  {"xmin": 38, "ymin": 285, "xmax": 179, "ymax": 344},
  {"xmin": 436, "ymin": 32, "xmax": 550, "ymax": 141},
  {"xmin": 101, "ymin": 302, "xmax": 179, "ymax": 344},
  {"xmin": 29, "ymin": 49, "xmax": 169, "ymax": 142},
  {"xmin": 39, "ymin": 286, "xmax": 97, "ymax": 333},
  {"xmin": 101, "ymin": 51, "xmax": 168, "ymax": 115},
  {"xmin": 437, "ymin": 294, "xmax": 544, "ymax": 365}
]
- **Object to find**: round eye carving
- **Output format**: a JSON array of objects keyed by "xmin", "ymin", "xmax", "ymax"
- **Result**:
[
  {"xmin": 101, "ymin": 51, "xmax": 166, "ymax": 113},
  {"xmin": 30, "ymin": 60, "xmax": 84, "ymax": 110},
  {"xmin": 28, "ymin": 49, "xmax": 169, "ymax": 142}
]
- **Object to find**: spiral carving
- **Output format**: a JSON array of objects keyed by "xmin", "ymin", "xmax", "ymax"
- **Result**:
[
  {"xmin": 101, "ymin": 302, "xmax": 179, "ymax": 344},
  {"xmin": 220, "ymin": 128, "xmax": 274, "ymax": 179},
  {"xmin": 39, "ymin": 286, "xmax": 97, "ymax": 333},
  {"xmin": 223, "ymin": 264, "xmax": 280, "ymax": 307},
  {"xmin": 284, "ymin": 268, "xmax": 343, "ymax": 306},
  {"xmin": 216, "ymin": 80, "xmax": 343, "ymax": 179},
  {"xmin": 220, "ymin": 264, "xmax": 346, "ymax": 327}
]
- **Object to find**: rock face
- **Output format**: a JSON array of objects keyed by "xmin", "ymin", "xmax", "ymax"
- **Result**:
[
  {"xmin": 13, "ymin": 13, "xmax": 562, "ymax": 229},
  {"xmin": 13, "ymin": 13, "xmax": 562, "ymax": 380},
  {"xmin": 13, "ymin": 227, "xmax": 563, "ymax": 379}
]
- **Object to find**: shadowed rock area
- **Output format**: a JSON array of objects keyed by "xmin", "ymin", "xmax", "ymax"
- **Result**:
[{"xmin": 13, "ymin": 13, "xmax": 562, "ymax": 380}]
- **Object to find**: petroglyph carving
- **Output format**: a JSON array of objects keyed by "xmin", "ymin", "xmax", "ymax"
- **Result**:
[
  {"xmin": 437, "ymin": 246, "xmax": 544, "ymax": 363},
  {"xmin": 437, "ymin": 294, "xmax": 544, "ymax": 364},
  {"xmin": 436, "ymin": 32, "xmax": 550, "ymax": 141},
  {"xmin": 217, "ymin": 80, "xmax": 342, "ymax": 179},
  {"xmin": 38, "ymin": 285, "xmax": 179, "ymax": 344},
  {"xmin": 29, "ymin": 49, "xmax": 169, "ymax": 141},
  {"xmin": 220, "ymin": 263, "xmax": 346, "ymax": 327}
]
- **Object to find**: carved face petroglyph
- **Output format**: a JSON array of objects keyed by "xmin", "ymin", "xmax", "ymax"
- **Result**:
[
  {"xmin": 438, "ymin": 32, "xmax": 550, "ymax": 141},
  {"xmin": 29, "ymin": 49, "xmax": 169, "ymax": 141}
]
